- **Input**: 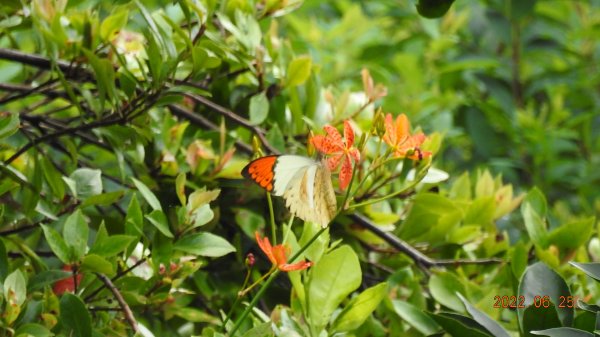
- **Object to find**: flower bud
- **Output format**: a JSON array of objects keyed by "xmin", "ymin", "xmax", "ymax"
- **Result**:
[
  {"xmin": 307, "ymin": 130, "xmax": 316, "ymax": 156},
  {"xmin": 246, "ymin": 253, "xmax": 255, "ymax": 267},
  {"xmin": 373, "ymin": 108, "xmax": 386, "ymax": 137}
]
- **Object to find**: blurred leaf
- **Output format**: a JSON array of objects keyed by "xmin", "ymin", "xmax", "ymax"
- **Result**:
[
  {"xmin": 81, "ymin": 254, "xmax": 114, "ymax": 275},
  {"xmin": 521, "ymin": 202, "xmax": 548, "ymax": 248},
  {"xmin": 174, "ymin": 307, "xmax": 220, "ymax": 324},
  {"xmin": 0, "ymin": 238, "xmax": 7, "ymax": 282},
  {"xmin": 4, "ymin": 269, "xmax": 26, "ymax": 305},
  {"xmin": 125, "ymin": 194, "xmax": 144, "ymax": 237},
  {"xmin": 66, "ymin": 168, "xmax": 103, "ymax": 200},
  {"xmin": 570, "ymin": 262, "xmax": 600, "ymax": 281},
  {"xmin": 132, "ymin": 177, "xmax": 163, "ymax": 211},
  {"xmin": 522, "ymin": 304, "xmax": 562, "ymax": 337},
  {"xmin": 174, "ymin": 232, "xmax": 236, "ymax": 257},
  {"xmin": 28, "ymin": 269, "xmax": 72, "ymax": 292},
  {"xmin": 308, "ymin": 245, "xmax": 361, "ymax": 330},
  {"xmin": 41, "ymin": 224, "xmax": 71, "ymax": 264},
  {"xmin": 531, "ymin": 328, "xmax": 593, "ymax": 337},
  {"xmin": 457, "ymin": 293, "xmax": 511, "ymax": 337},
  {"xmin": 249, "ymin": 92, "xmax": 269, "ymax": 125},
  {"xmin": 80, "ymin": 190, "xmax": 125, "ymax": 208},
  {"xmin": 429, "ymin": 272, "xmax": 466, "ymax": 312},
  {"xmin": 63, "ymin": 210, "xmax": 89, "ymax": 261},
  {"xmin": 40, "ymin": 156, "xmax": 65, "ymax": 200},
  {"xmin": 547, "ymin": 217, "xmax": 594, "ymax": 250},
  {"xmin": 241, "ymin": 322, "xmax": 273, "ymax": 337},
  {"xmin": 524, "ymin": 187, "xmax": 547, "ymax": 217},
  {"xmin": 286, "ymin": 55, "xmax": 312, "ymax": 87},
  {"xmin": 416, "ymin": 0, "xmax": 455, "ymax": 18},
  {"xmin": 0, "ymin": 111, "xmax": 19, "ymax": 139},
  {"xmin": 145, "ymin": 210, "xmax": 173, "ymax": 238},
  {"xmin": 391, "ymin": 300, "xmax": 441, "ymax": 335},
  {"xmin": 60, "ymin": 293, "xmax": 92, "ymax": 337},
  {"xmin": 100, "ymin": 9, "xmax": 129, "ymax": 41},
  {"xmin": 14, "ymin": 323, "xmax": 53, "ymax": 337},
  {"xmin": 176, "ymin": 172, "xmax": 186, "ymax": 206},
  {"xmin": 511, "ymin": 0, "xmax": 536, "ymax": 20},
  {"xmin": 332, "ymin": 282, "xmax": 388, "ymax": 332},
  {"xmin": 90, "ymin": 234, "xmax": 136, "ymax": 257}
]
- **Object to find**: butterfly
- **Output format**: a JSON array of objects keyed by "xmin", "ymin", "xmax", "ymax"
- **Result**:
[{"xmin": 241, "ymin": 155, "xmax": 337, "ymax": 227}]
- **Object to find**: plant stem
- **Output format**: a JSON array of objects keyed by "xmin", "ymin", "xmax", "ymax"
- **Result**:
[
  {"xmin": 228, "ymin": 227, "xmax": 327, "ymax": 336},
  {"xmin": 266, "ymin": 193, "xmax": 276, "ymax": 243}
]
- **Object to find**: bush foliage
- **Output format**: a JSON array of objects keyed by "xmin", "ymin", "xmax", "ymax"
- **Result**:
[{"xmin": 0, "ymin": 0, "xmax": 599, "ymax": 336}]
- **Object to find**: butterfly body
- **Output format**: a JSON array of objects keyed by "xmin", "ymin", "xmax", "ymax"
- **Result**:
[{"xmin": 242, "ymin": 155, "xmax": 337, "ymax": 227}]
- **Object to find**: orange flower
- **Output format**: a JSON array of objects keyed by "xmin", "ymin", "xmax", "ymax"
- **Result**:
[
  {"xmin": 255, "ymin": 232, "xmax": 312, "ymax": 272},
  {"xmin": 311, "ymin": 120, "xmax": 361, "ymax": 190},
  {"xmin": 383, "ymin": 113, "xmax": 431, "ymax": 160}
]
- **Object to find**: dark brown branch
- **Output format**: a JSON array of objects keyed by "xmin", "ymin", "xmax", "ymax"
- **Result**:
[
  {"xmin": 168, "ymin": 104, "xmax": 253, "ymax": 155},
  {"xmin": 181, "ymin": 92, "xmax": 278, "ymax": 154},
  {"xmin": 0, "ymin": 48, "xmax": 93, "ymax": 81},
  {"xmin": 95, "ymin": 273, "xmax": 139, "ymax": 334}
]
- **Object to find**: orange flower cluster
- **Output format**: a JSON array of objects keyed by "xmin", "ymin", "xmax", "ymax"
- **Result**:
[
  {"xmin": 255, "ymin": 232, "xmax": 312, "ymax": 272},
  {"xmin": 382, "ymin": 113, "xmax": 431, "ymax": 160}
]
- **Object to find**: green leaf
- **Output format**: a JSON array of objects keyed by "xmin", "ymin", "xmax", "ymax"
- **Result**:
[
  {"xmin": 14, "ymin": 323, "xmax": 53, "ymax": 337},
  {"xmin": 40, "ymin": 156, "xmax": 65, "ymax": 200},
  {"xmin": 28, "ymin": 269, "xmax": 72, "ymax": 292},
  {"xmin": 522, "ymin": 304, "xmax": 562, "ymax": 337},
  {"xmin": 125, "ymin": 194, "xmax": 144, "ymax": 237},
  {"xmin": 523, "ymin": 187, "xmax": 547, "ymax": 217},
  {"xmin": 175, "ymin": 172, "xmax": 186, "ymax": 206},
  {"xmin": 67, "ymin": 168, "xmax": 103, "ymax": 200},
  {"xmin": 4, "ymin": 269, "xmax": 27, "ymax": 305},
  {"xmin": 241, "ymin": 322, "xmax": 273, "ymax": 337},
  {"xmin": 0, "ymin": 111, "xmax": 19, "ymax": 139},
  {"xmin": 391, "ymin": 300, "xmax": 441, "ymax": 335},
  {"xmin": 80, "ymin": 190, "xmax": 125, "ymax": 208},
  {"xmin": 518, "ymin": 262, "xmax": 573, "ymax": 332},
  {"xmin": 416, "ymin": 0, "xmax": 455, "ymax": 18},
  {"xmin": 174, "ymin": 307, "xmax": 220, "ymax": 324},
  {"xmin": 189, "ymin": 204, "xmax": 214, "ymax": 228},
  {"xmin": 81, "ymin": 254, "xmax": 114, "ymax": 275},
  {"xmin": 0, "ymin": 238, "xmax": 8, "ymax": 282},
  {"xmin": 60, "ymin": 293, "xmax": 92, "ymax": 337},
  {"xmin": 90, "ymin": 234, "xmax": 136, "ymax": 257},
  {"xmin": 132, "ymin": 177, "xmax": 162, "ymax": 211},
  {"xmin": 100, "ymin": 9, "xmax": 129, "ymax": 41},
  {"xmin": 286, "ymin": 55, "xmax": 312, "ymax": 87},
  {"xmin": 511, "ymin": 0, "xmax": 537, "ymax": 20},
  {"xmin": 63, "ymin": 209, "xmax": 89, "ymax": 261},
  {"xmin": 547, "ymin": 217, "xmax": 595, "ymax": 250},
  {"xmin": 41, "ymin": 224, "xmax": 71, "ymax": 263},
  {"xmin": 457, "ymin": 293, "xmax": 511, "ymax": 337},
  {"xmin": 308, "ymin": 245, "xmax": 361, "ymax": 330},
  {"xmin": 531, "ymin": 328, "xmax": 593, "ymax": 337},
  {"xmin": 249, "ymin": 92, "xmax": 269, "ymax": 125},
  {"xmin": 429, "ymin": 272, "xmax": 466, "ymax": 312},
  {"xmin": 429, "ymin": 312, "xmax": 492, "ymax": 337},
  {"xmin": 511, "ymin": 242, "xmax": 528, "ymax": 280},
  {"xmin": 521, "ymin": 202, "xmax": 548, "ymax": 247},
  {"xmin": 570, "ymin": 262, "xmax": 600, "ymax": 281},
  {"xmin": 332, "ymin": 282, "xmax": 388, "ymax": 332},
  {"xmin": 174, "ymin": 232, "xmax": 236, "ymax": 257},
  {"xmin": 145, "ymin": 210, "xmax": 173, "ymax": 238},
  {"xmin": 464, "ymin": 197, "xmax": 495, "ymax": 229},
  {"xmin": 265, "ymin": 123, "xmax": 285, "ymax": 153}
]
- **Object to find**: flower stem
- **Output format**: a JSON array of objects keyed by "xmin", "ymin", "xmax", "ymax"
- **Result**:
[
  {"xmin": 229, "ymin": 227, "xmax": 327, "ymax": 336},
  {"xmin": 266, "ymin": 193, "xmax": 276, "ymax": 243}
]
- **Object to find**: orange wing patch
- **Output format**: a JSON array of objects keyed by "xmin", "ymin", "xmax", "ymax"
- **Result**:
[{"xmin": 242, "ymin": 155, "xmax": 278, "ymax": 191}]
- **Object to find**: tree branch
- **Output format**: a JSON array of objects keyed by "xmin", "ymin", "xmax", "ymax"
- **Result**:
[{"xmin": 95, "ymin": 273, "xmax": 139, "ymax": 334}]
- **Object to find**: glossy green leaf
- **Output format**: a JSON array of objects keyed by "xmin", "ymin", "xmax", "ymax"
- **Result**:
[
  {"xmin": 428, "ymin": 312, "xmax": 492, "ymax": 337},
  {"xmin": 63, "ymin": 209, "xmax": 89, "ymax": 261},
  {"xmin": 521, "ymin": 304, "xmax": 562, "ymax": 337},
  {"xmin": 81, "ymin": 254, "xmax": 114, "ymax": 275},
  {"xmin": 570, "ymin": 262, "xmax": 600, "ymax": 281},
  {"xmin": 547, "ymin": 217, "xmax": 594, "ymax": 250},
  {"xmin": 145, "ymin": 209, "xmax": 173, "ymax": 238},
  {"xmin": 249, "ymin": 92, "xmax": 269, "ymax": 125},
  {"xmin": 28, "ymin": 269, "xmax": 72, "ymax": 292},
  {"xmin": 67, "ymin": 168, "xmax": 103, "ymax": 200},
  {"xmin": 518, "ymin": 262, "xmax": 572, "ymax": 332},
  {"xmin": 391, "ymin": 300, "xmax": 441, "ymax": 335},
  {"xmin": 132, "ymin": 177, "xmax": 162, "ymax": 211},
  {"xmin": 4, "ymin": 269, "xmax": 26, "ymax": 305},
  {"xmin": 457, "ymin": 293, "xmax": 510, "ymax": 337},
  {"xmin": 286, "ymin": 55, "xmax": 312, "ymax": 87},
  {"xmin": 41, "ymin": 224, "xmax": 71, "ymax": 263},
  {"xmin": 90, "ymin": 234, "xmax": 136, "ymax": 257},
  {"xmin": 174, "ymin": 232, "xmax": 236, "ymax": 257},
  {"xmin": 429, "ymin": 272, "xmax": 466, "ymax": 312},
  {"xmin": 523, "ymin": 187, "xmax": 547, "ymax": 217},
  {"xmin": 531, "ymin": 328, "xmax": 593, "ymax": 337},
  {"xmin": 308, "ymin": 245, "xmax": 361, "ymax": 329},
  {"xmin": 60, "ymin": 293, "xmax": 92, "ymax": 337},
  {"xmin": 125, "ymin": 194, "xmax": 144, "ymax": 237},
  {"xmin": 332, "ymin": 282, "xmax": 388, "ymax": 332}
]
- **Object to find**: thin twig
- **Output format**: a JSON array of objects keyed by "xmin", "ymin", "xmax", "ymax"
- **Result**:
[
  {"xmin": 95, "ymin": 273, "xmax": 139, "ymax": 334},
  {"xmin": 84, "ymin": 257, "xmax": 149, "ymax": 302}
]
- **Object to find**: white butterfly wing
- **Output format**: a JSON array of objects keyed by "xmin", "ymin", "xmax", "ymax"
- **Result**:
[{"xmin": 275, "ymin": 156, "xmax": 337, "ymax": 227}]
